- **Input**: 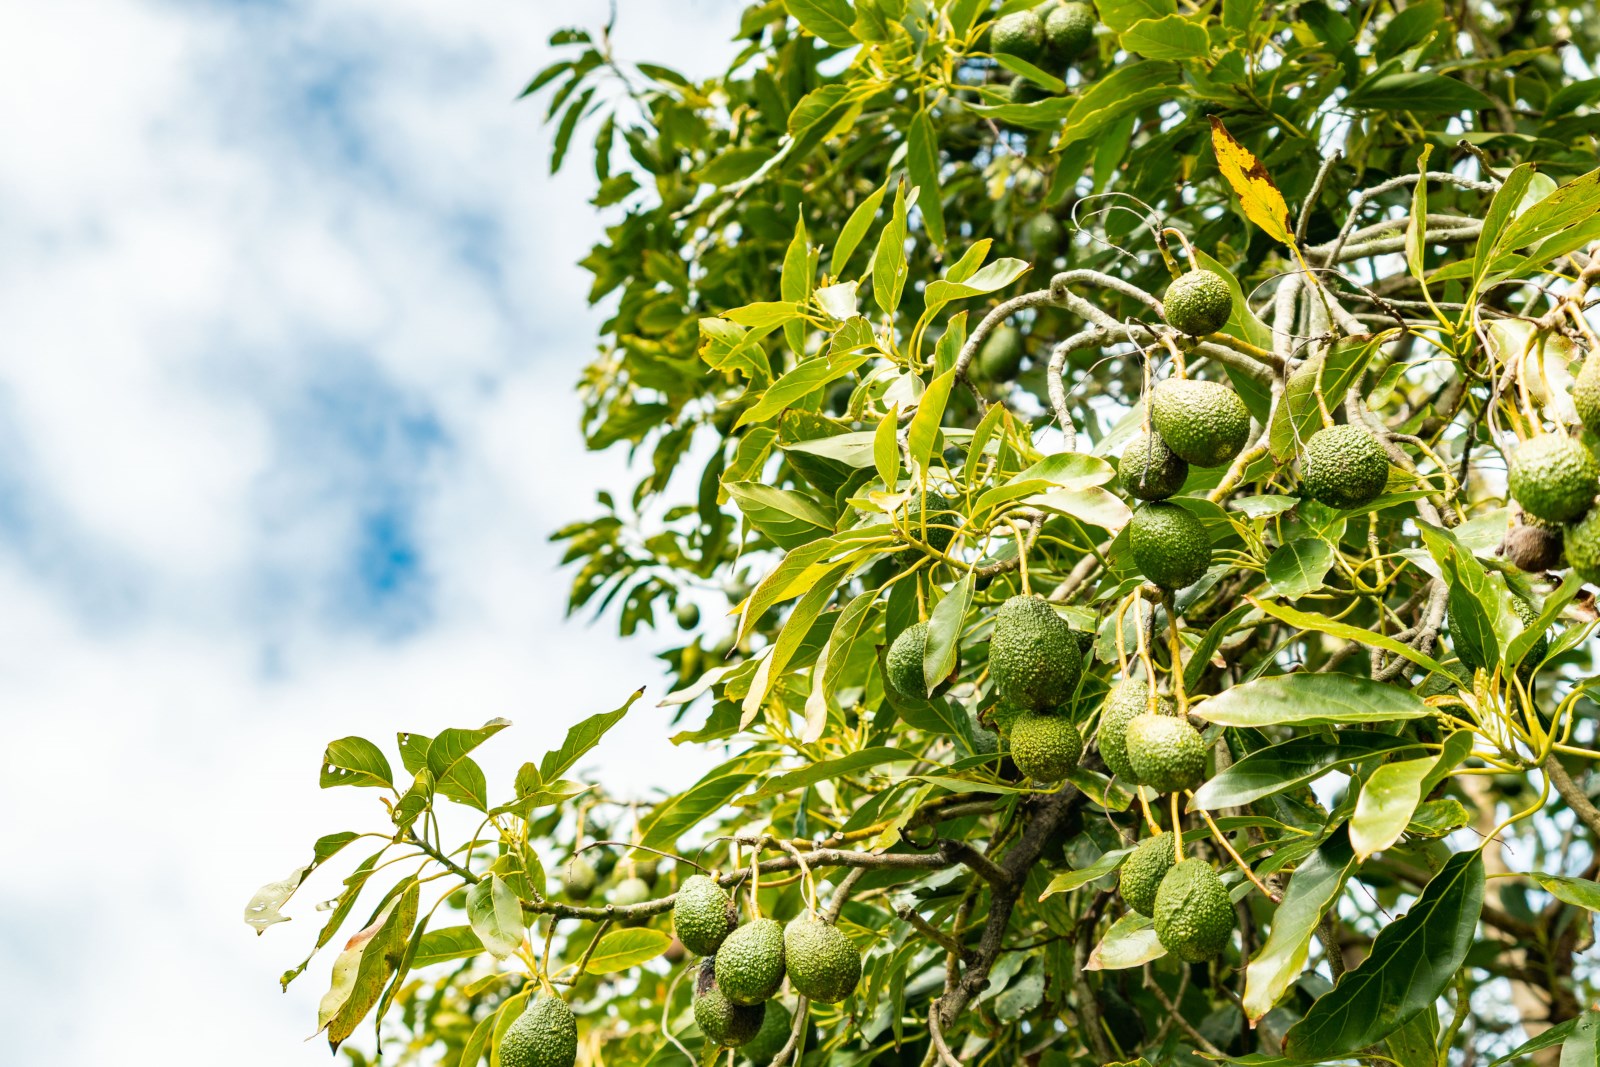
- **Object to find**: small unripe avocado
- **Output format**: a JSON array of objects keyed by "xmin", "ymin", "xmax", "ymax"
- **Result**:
[
  {"xmin": 1120, "ymin": 431, "xmax": 1189, "ymax": 500},
  {"xmin": 740, "ymin": 999, "xmax": 793, "ymax": 1066},
  {"xmin": 714, "ymin": 919, "xmax": 786, "ymax": 1005},
  {"xmin": 1568, "ymin": 506, "xmax": 1600, "ymax": 584},
  {"xmin": 1573, "ymin": 355, "xmax": 1600, "ymax": 433},
  {"xmin": 674, "ymin": 874, "xmax": 737, "ymax": 956},
  {"xmin": 1129, "ymin": 502, "xmax": 1211, "ymax": 589},
  {"xmin": 499, "ymin": 994, "xmax": 578, "ymax": 1067},
  {"xmin": 783, "ymin": 916, "xmax": 862, "ymax": 1003},
  {"xmin": 901, "ymin": 492, "xmax": 959, "ymax": 559},
  {"xmin": 634, "ymin": 855, "xmax": 662, "ymax": 886},
  {"xmin": 611, "ymin": 876, "xmax": 652, "ymax": 907},
  {"xmin": 989, "ymin": 594, "xmax": 1084, "ymax": 709},
  {"xmin": 1162, "ymin": 269, "xmax": 1234, "ymax": 336},
  {"xmin": 563, "ymin": 856, "xmax": 599, "ymax": 901},
  {"xmin": 676, "ymin": 601, "xmax": 701, "ymax": 629},
  {"xmin": 694, "ymin": 962, "xmax": 766, "ymax": 1048},
  {"xmin": 1009, "ymin": 710, "xmax": 1083, "ymax": 783},
  {"xmin": 1504, "ymin": 520, "xmax": 1564, "ymax": 573},
  {"xmin": 1509, "ymin": 435, "xmax": 1600, "ymax": 523},
  {"xmin": 1153, "ymin": 860, "xmax": 1234, "ymax": 962},
  {"xmin": 991, "ymin": 10, "xmax": 1046, "ymax": 62},
  {"xmin": 1044, "ymin": 2, "xmax": 1096, "ymax": 60},
  {"xmin": 976, "ymin": 324, "xmax": 1026, "ymax": 381},
  {"xmin": 886, "ymin": 622, "xmax": 932, "ymax": 699},
  {"xmin": 1301, "ymin": 424, "xmax": 1392, "ymax": 509},
  {"xmin": 1149, "ymin": 378, "xmax": 1252, "ymax": 468},
  {"xmin": 1119, "ymin": 833, "xmax": 1178, "ymax": 918},
  {"xmin": 1022, "ymin": 214, "xmax": 1064, "ymax": 260},
  {"xmin": 1124, "ymin": 713, "xmax": 1207, "ymax": 794},
  {"xmin": 1098, "ymin": 679, "xmax": 1172, "ymax": 782}
]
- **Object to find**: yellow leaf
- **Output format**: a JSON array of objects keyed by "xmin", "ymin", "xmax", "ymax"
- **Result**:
[{"xmin": 1209, "ymin": 117, "xmax": 1294, "ymax": 248}]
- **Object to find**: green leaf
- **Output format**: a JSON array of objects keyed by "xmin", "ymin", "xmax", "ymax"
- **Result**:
[
  {"xmin": 1500, "ymin": 166, "xmax": 1600, "ymax": 250},
  {"xmin": 397, "ymin": 732, "xmax": 431, "ymax": 776},
  {"xmin": 1095, "ymin": 0, "xmax": 1176, "ymax": 35},
  {"xmin": 737, "ymin": 353, "xmax": 871, "ymax": 428},
  {"xmin": 243, "ymin": 831, "xmax": 360, "ymax": 934},
  {"xmin": 1265, "ymin": 538, "xmax": 1336, "ymax": 598},
  {"xmin": 1029, "ymin": 488, "xmax": 1132, "ymax": 532},
  {"xmin": 692, "ymin": 146, "xmax": 773, "ymax": 187},
  {"xmin": 427, "ymin": 718, "xmax": 511, "ymax": 812},
  {"xmin": 923, "ymin": 574, "xmax": 972, "ymax": 694},
  {"xmin": 320, "ymin": 737, "xmax": 394, "ymax": 790},
  {"xmin": 832, "ymin": 180, "xmax": 889, "ymax": 278},
  {"xmin": 1268, "ymin": 338, "xmax": 1378, "ymax": 459},
  {"xmin": 1196, "ymin": 672, "xmax": 1432, "ymax": 728},
  {"xmin": 907, "ymin": 369, "xmax": 956, "ymax": 475},
  {"xmin": 1472, "ymin": 162, "xmax": 1539, "ymax": 285},
  {"xmin": 1284, "ymin": 850, "xmax": 1485, "ymax": 1059},
  {"xmin": 639, "ymin": 765, "xmax": 764, "ymax": 852},
  {"xmin": 1243, "ymin": 829, "xmax": 1356, "ymax": 1022},
  {"xmin": 923, "ymin": 258, "xmax": 1030, "ymax": 315},
  {"xmin": 993, "ymin": 54, "xmax": 1067, "ymax": 93},
  {"xmin": 742, "ymin": 557, "xmax": 860, "ymax": 723},
  {"xmin": 875, "ymin": 407, "xmax": 901, "ymax": 490},
  {"xmin": 1249, "ymin": 597, "xmax": 1450, "ymax": 675},
  {"xmin": 1041, "ymin": 847, "xmax": 1132, "ymax": 898},
  {"xmin": 535, "ymin": 689, "xmax": 642, "ymax": 785},
  {"xmin": 1350, "ymin": 755, "xmax": 1436, "ymax": 860},
  {"xmin": 317, "ymin": 880, "xmax": 419, "ymax": 1052},
  {"xmin": 755, "ymin": 747, "xmax": 916, "ymax": 799},
  {"xmin": 1488, "ymin": 1014, "xmax": 1584, "ymax": 1067},
  {"xmin": 1191, "ymin": 732, "xmax": 1422, "ymax": 810},
  {"xmin": 467, "ymin": 874, "xmax": 525, "ymax": 961},
  {"xmin": 1057, "ymin": 61, "xmax": 1182, "ymax": 146},
  {"xmin": 906, "ymin": 110, "xmax": 945, "ymax": 248},
  {"xmin": 725, "ymin": 482, "xmax": 835, "ymax": 549},
  {"xmin": 1531, "ymin": 872, "xmax": 1600, "ymax": 911},
  {"xmin": 1345, "ymin": 72, "xmax": 1494, "ymax": 112},
  {"xmin": 871, "ymin": 180, "xmax": 910, "ymax": 314},
  {"xmin": 413, "ymin": 925, "xmax": 485, "ymax": 968},
  {"xmin": 1085, "ymin": 912, "xmax": 1166, "ymax": 970},
  {"xmin": 1118, "ymin": 14, "xmax": 1210, "ymax": 60},
  {"xmin": 585, "ymin": 927, "xmax": 673, "ymax": 974},
  {"xmin": 783, "ymin": 429, "xmax": 877, "ymax": 468},
  {"xmin": 279, "ymin": 849, "xmax": 386, "ymax": 989},
  {"xmin": 783, "ymin": 0, "xmax": 857, "ymax": 48}
]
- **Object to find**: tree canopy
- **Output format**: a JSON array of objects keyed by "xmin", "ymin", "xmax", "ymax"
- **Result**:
[{"xmin": 251, "ymin": 2, "xmax": 1600, "ymax": 1064}]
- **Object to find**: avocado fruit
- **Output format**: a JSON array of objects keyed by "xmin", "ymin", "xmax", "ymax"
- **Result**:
[
  {"xmin": 1009, "ymin": 710, "xmax": 1083, "ymax": 782},
  {"xmin": 715, "ymin": 918, "xmax": 787, "ymax": 1005},
  {"xmin": 1301, "ymin": 424, "xmax": 1392, "ymax": 509},
  {"xmin": 991, "ymin": 10, "xmax": 1046, "ymax": 62},
  {"xmin": 1128, "ymin": 502, "xmax": 1211, "ymax": 589},
  {"xmin": 563, "ymin": 856, "xmax": 599, "ymax": 901},
  {"xmin": 976, "ymin": 324, "xmax": 1026, "ymax": 381},
  {"xmin": 1124, "ymin": 713, "xmax": 1207, "ymax": 794},
  {"xmin": 740, "ymin": 1000, "xmax": 793, "ymax": 1065},
  {"xmin": 1120, "ymin": 431, "xmax": 1189, "ymax": 500},
  {"xmin": 1152, "ymin": 860, "xmax": 1234, "ymax": 962},
  {"xmin": 676, "ymin": 601, "xmax": 701, "ymax": 629},
  {"xmin": 1022, "ymin": 214, "xmax": 1064, "ymax": 260},
  {"xmin": 1503, "ymin": 518, "xmax": 1564, "ymax": 573},
  {"xmin": 674, "ymin": 874, "xmax": 737, "ymax": 956},
  {"xmin": 783, "ymin": 916, "xmax": 862, "ymax": 1003},
  {"xmin": 1149, "ymin": 378, "xmax": 1252, "ymax": 468},
  {"xmin": 1509, "ymin": 435, "xmax": 1599, "ymax": 523},
  {"xmin": 1573, "ymin": 355, "xmax": 1600, "ymax": 433},
  {"xmin": 1162, "ymin": 269, "xmax": 1234, "ymax": 336},
  {"xmin": 694, "ymin": 962, "xmax": 766, "ymax": 1048},
  {"xmin": 902, "ymin": 492, "xmax": 959, "ymax": 558},
  {"xmin": 989, "ymin": 594, "xmax": 1084, "ymax": 709},
  {"xmin": 1568, "ymin": 506, "xmax": 1600, "ymax": 584},
  {"xmin": 1119, "ymin": 833, "xmax": 1178, "ymax": 918},
  {"xmin": 1098, "ymin": 679, "xmax": 1172, "ymax": 783},
  {"xmin": 1044, "ymin": 2, "xmax": 1096, "ymax": 61},
  {"xmin": 886, "ymin": 622, "xmax": 932, "ymax": 699},
  {"xmin": 499, "ymin": 994, "xmax": 579, "ymax": 1067},
  {"xmin": 610, "ymin": 876, "xmax": 652, "ymax": 907}
]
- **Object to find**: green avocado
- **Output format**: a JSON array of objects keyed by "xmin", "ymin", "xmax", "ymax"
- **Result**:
[
  {"xmin": 1097, "ymin": 679, "xmax": 1172, "ymax": 783},
  {"xmin": 740, "ymin": 1000, "xmax": 793, "ymax": 1066},
  {"xmin": 1162, "ymin": 269, "xmax": 1234, "ymax": 336},
  {"xmin": 610, "ymin": 876, "xmax": 651, "ymax": 907},
  {"xmin": 1009, "ymin": 710, "xmax": 1083, "ymax": 783},
  {"xmin": 1044, "ymin": 1, "xmax": 1096, "ymax": 61},
  {"xmin": 783, "ymin": 917, "xmax": 862, "ymax": 1003},
  {"xmin": 1119, "ymin": 833, "xmax": 1178, "ymax": 918},
  {"xmin": 1119, "ymin": 431, "xmax": 1189, "ymax": 500},
  {"xmin": 1568, "ymin": 506, "xmax": 1600, "ymax": 584},
  {"xmin": 499, "ymin": 995, "xmax": 579, "ymax": 1067},
  {"xmin": 1124, "ymin": 713, "xmax": 1207, "ymax": 794},
  {"xmin": 990, "ymin": 700, "xmax": 1026, "ymax": 737},
  {"xmin": 563, "ymin": 856, "xmax": 598, "ymax": 901},
  {"xmin": 714, "ymin": 919, "xmax": 787, "ymax": 1005},
  {"xmin": 1574, "ymin": 355, "xmax": 1600, "ymax": 433},
  {"xmin": 1149, "ymin": 378, "xmax": 1252, "ymax": 468},
  {"xmin": 989, "ymin": 594, "xmax": 1084, "ymax": 709},
  {"xmin": 1153, "ymin": 860, "xmax": 1234, "ymax": 963},
  {"xmin": 695, "ymin": 980, "xmax": 765, "ymax": 1048},
  {"xmin": 1509, "ymin": 435, "xmax": 1600, "ymax": 523},
  {"xmin": 886, "ymin": 622, "xmax": 931, "ymax": 699},
  {"xmin": 673, "ymin": 874, "xmax": 736, "ymax": 956},
  {"xmin": 676, "ymin": 601, "xmax": 701, "ymax": 629},
  {"xmin": 902, "ymin": 492, "xmax": 959, "ymax": 559},
  {"xmin": 1129, "ymin": 501, "xmax": 1211, "ymax": 590},
  {"xmin": 991, "ymin": 10, "xmax": 1046, "ymax": 62},
  {"xmin": 1022, "ymin": 214, "xmax": 1064, "ymax": 260},
  {"xmin": 976, "ymin": 324, "xmax": 1026, "ymax": 381},
  {"xmin": 1301, "ymin": 424, "xmax": 1392, "ymax": 509}
]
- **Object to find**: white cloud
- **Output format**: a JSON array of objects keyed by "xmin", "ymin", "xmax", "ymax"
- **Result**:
[{"xmin": 0, "ymin": 0, "xmax": 747, "ymax": 1060}]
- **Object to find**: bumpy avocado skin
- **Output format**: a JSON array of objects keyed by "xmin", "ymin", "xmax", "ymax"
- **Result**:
[
  {"xmin": 991, "ymin": 10, "xmax": 1046, "ymax": 62},
  {"xmin": 1574, "ymin": 356, "xmax": 1600, "ymax": 433},
  {"xmin": 695, "ymin": 987, "xmax": 765, "ymax": 1048},
  {"xmin": 1120, "ymin": 431, "xmax": 1189, "ymax": 500},
  {"xmin": 1509, "ymin": 435, "xmax": 1600, "ymax": 523},
  {"xmin": 1149, "ymin": 378, "xmax": 1252, "ymax": 468},
  {"xmin": 499, "ymin": 995, "xmax": 579, "ymax": 1067},
  {"xmin": 740, "ymin": 1000, "xmax": 793, "ymax": 1066},
  {"xmin": 1163, "ymin": 270, "xmax": 1234, "ymax": 336},
  {"xmin": 1044, "ymin": 2, "xmax": 1096, "ymax": 60},
  {"xmin": 886, "ymin": 622, "xmax": 930, "ymax": 699},
  {"xmin": 1301, "ymin": 424, "xmax": 1392, "ymax": 508},
  {"xmin": 990, "ymin": 701, "xmax": 1025, "ymax": 737},
  {"xmin": 1098, "ymin": 680, "xmax": 1172, "ymax": 782},
  {"xmin": 977, "ymin": 324, "xmax": 1026, "ymax": 381},
  {"xmin": 904, "ymin": 492, "xmax": 959, "ymax": 555},
  {"xmin": 715, "ymin": 919, "xmax": 787, "ymax": 1005},
  {"xmin": 989, "ymin": 594, "xmax": 1084, "ymax": 710},
  {"xmin": 783, "ymin": 917, "xmax": 862, "ymax": 1003},
  {"xmin": 1153, "ymin": 860, "xmax": 1235, "ymax": 963},
  {"xmin": 1119, "ymin": 833, "xmax": 1179, "ymax": 918},
  {"xmin": 1570, "ymin": 507, "xmax": 1600, "ymax": 584},
  {"xmin": 1125, "ymin": 713, "xmax": 1207, "ymax": 794},
  {"xmin": 1009, "ymin": 711, "xmax": 1083, "ymax": 783},
  {"xmin": 674, "ymin": 874, "xmax": 736, "ymax": 956},
  {"xmin": 1129, "ymin": 502, "xmax": 1211, "ymax": 589}
]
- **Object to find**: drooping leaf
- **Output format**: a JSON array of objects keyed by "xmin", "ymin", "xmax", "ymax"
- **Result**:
[
  {"xmin": 317, "ymin": 879, "xmax": 419, "ymax": 1051},
  {"xmin": 923, "ymin": 573, "xmax": 972, "ymax": 694},
  {"xmin": 1209, "ymin": 117, "xmax": 1293, "ymax": 246},
  {"xmin": 320, "ymin": 737, "xmax": 394, "ymax": 790},
  {"xmin": 466, "ymin": 874, "xmax": 525, "ymax": 961},
  {"xmin": 1086, "ymin": 912, "xmax": 1166, "ymax": 970},
  {"xmin": 1349, "ymin": 755, "xmax": 1437, "ymax": 860},
  {"xmin": 1244, "ymin": 829, "xmax": 1356, "ymax": 1022}
]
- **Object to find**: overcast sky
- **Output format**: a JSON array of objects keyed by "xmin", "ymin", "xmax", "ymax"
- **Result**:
[{"xmin": 0, "ymin": 1, "xmax": 745, "ymax": 1061}]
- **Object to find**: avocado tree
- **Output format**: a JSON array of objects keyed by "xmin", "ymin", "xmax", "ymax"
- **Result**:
[{"xmin": 248, "ymin": 2, "xmax": 1600, "ymax": 1064}]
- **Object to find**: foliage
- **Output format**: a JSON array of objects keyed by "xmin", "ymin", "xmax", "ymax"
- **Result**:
[{"xmin": 253, "ymin": 2, "xmax": 1600, "ymax": 1065}]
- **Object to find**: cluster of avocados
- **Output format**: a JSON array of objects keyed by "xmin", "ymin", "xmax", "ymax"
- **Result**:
[
  {"xmin": 1507, "ymin": 424, "xmax": 1600, "ymax": 583},
  {"xmin": 672, "ymin": 874, "xmax": 863, "ymax": 1050},
  {"xmin": 991, "ymin": 1, "xmax": 1097, "ymax": 76},
  {"xmin": 560, "ymin": 846, "xmax": 662, "ymax": 910}
]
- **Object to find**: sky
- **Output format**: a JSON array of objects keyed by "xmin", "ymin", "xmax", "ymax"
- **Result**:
[{"xmin": 0, "ymin": 1, "xmax": 746, "ymax": 1061}]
